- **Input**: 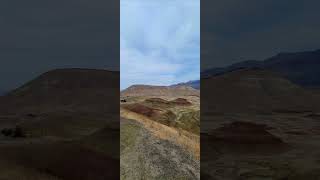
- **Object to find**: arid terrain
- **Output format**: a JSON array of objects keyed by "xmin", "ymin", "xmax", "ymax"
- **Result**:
[
  {"xmin": 0, "ymin": 69, "xmax": 119, "ymax": 180},
  {"xmin": 120, "ymin": 85, "xmax": 200, "ymax": 179},
  {"xmin": 201, "ymin": 69, "xmax": 320, "ymax": 180}
]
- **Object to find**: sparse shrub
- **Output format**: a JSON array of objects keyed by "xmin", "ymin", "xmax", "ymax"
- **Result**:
[
  {"xmin": 26, "ymin": 113, "xmax": 37, "ymax": 118},
  {"xmin": 1, "ymin": 125, "xmax": 26, "ymax": 138},
  {"xmin": 13, "ymin": 125, "xmax": 25, "ymax": 138},
  {"xmin": 1, "ymin": 128, "xmax": 13, "ymax": 136}
]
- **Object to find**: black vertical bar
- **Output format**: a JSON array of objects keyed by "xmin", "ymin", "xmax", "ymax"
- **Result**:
[{"xmin": 0, "ymin": 0, "xmax": 120, "ymax": 179}]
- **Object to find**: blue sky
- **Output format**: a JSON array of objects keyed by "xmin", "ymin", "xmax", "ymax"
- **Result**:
[{"xmin": 120, "ymin": 0, "xmax": 200, "ymax": 89}]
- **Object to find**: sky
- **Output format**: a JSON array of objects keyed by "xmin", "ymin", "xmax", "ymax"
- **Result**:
[
  {"xmin": 0, "ymin": 0, "xmax": 119, "ymax": 93},
  {"xmin": 120, "ymin": 0, "xmax": 200, "ymax": 89},
  {"xmin": 201, "ymin": 0, "xmax": 320, "ymax": 69},
  {"xmin": 1, "ymin": 0, "xmax": 320, "ymax": 92}
]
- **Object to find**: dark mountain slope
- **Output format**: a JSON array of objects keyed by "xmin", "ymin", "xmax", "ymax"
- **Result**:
[
  {"xmin": 202, "ymin": 49, "xmax": 320, "ymax": 87},
  {"xmin": 171, "ymin": 80, "xmax": 200, "ymax": 89}
]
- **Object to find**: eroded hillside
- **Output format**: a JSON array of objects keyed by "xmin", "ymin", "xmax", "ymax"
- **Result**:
[{"xmin": 120, "ymin": 85, "xmax": 200, "ymax": 180}]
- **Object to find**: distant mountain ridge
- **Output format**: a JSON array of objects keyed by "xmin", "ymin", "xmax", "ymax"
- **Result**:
[
  {"xmin": 171, "ymin": 80, "xmax": 200, "ymax": 89},
  {"xmin": 202, "ymin": 49, "xmax": 320, "ymax": 87},
  {"xmin": 121, "ymin": 84, "xmax": 199, "ymax": 97}
]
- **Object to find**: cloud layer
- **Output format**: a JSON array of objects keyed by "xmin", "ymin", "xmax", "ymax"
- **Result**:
[
  {"xmin": 0, "ymin": 0, "xmax": 119, "ymax": 92},
  {"xmin": 120, "ymin": 0, "xmax": 200, "ymax": 89},
  {"xmin": 201, "ymin": 0, "xmax": 320, "ymax": 69}
]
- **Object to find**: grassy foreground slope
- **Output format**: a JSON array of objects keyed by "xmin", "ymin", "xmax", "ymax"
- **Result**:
[{"xmin": 120, "ymin": 85, "xmax": 200, "ymax": 180}]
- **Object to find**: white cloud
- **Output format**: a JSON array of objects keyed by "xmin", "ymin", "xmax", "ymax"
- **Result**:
[{"xmin": 121, "ymin": 0, "xmax": 199, "ymax": 89}]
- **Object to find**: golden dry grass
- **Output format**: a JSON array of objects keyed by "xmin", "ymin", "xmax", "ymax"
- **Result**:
[{"xmin": 121, "ymin": 108, "xmax": 200, "ymax": 159}]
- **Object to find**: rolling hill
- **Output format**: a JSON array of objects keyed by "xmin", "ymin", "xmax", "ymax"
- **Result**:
[
  {"xmin": 0, "ymin": 68, "xmax": 119, "ymax": 114},
  {"xmin": 201, "ymin": 68, "xmax": 320, "ymax": 179},
  {"xmin": 0, "ymin": 68, "xmax": 120, "ymax": 180},
  {"xmin": 121, "ymin": 84, "xmax": 199, "ymax": 97},
  {"xmin": 201, "ymin": 69, "xmax": 320, "ymax": 114}
]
